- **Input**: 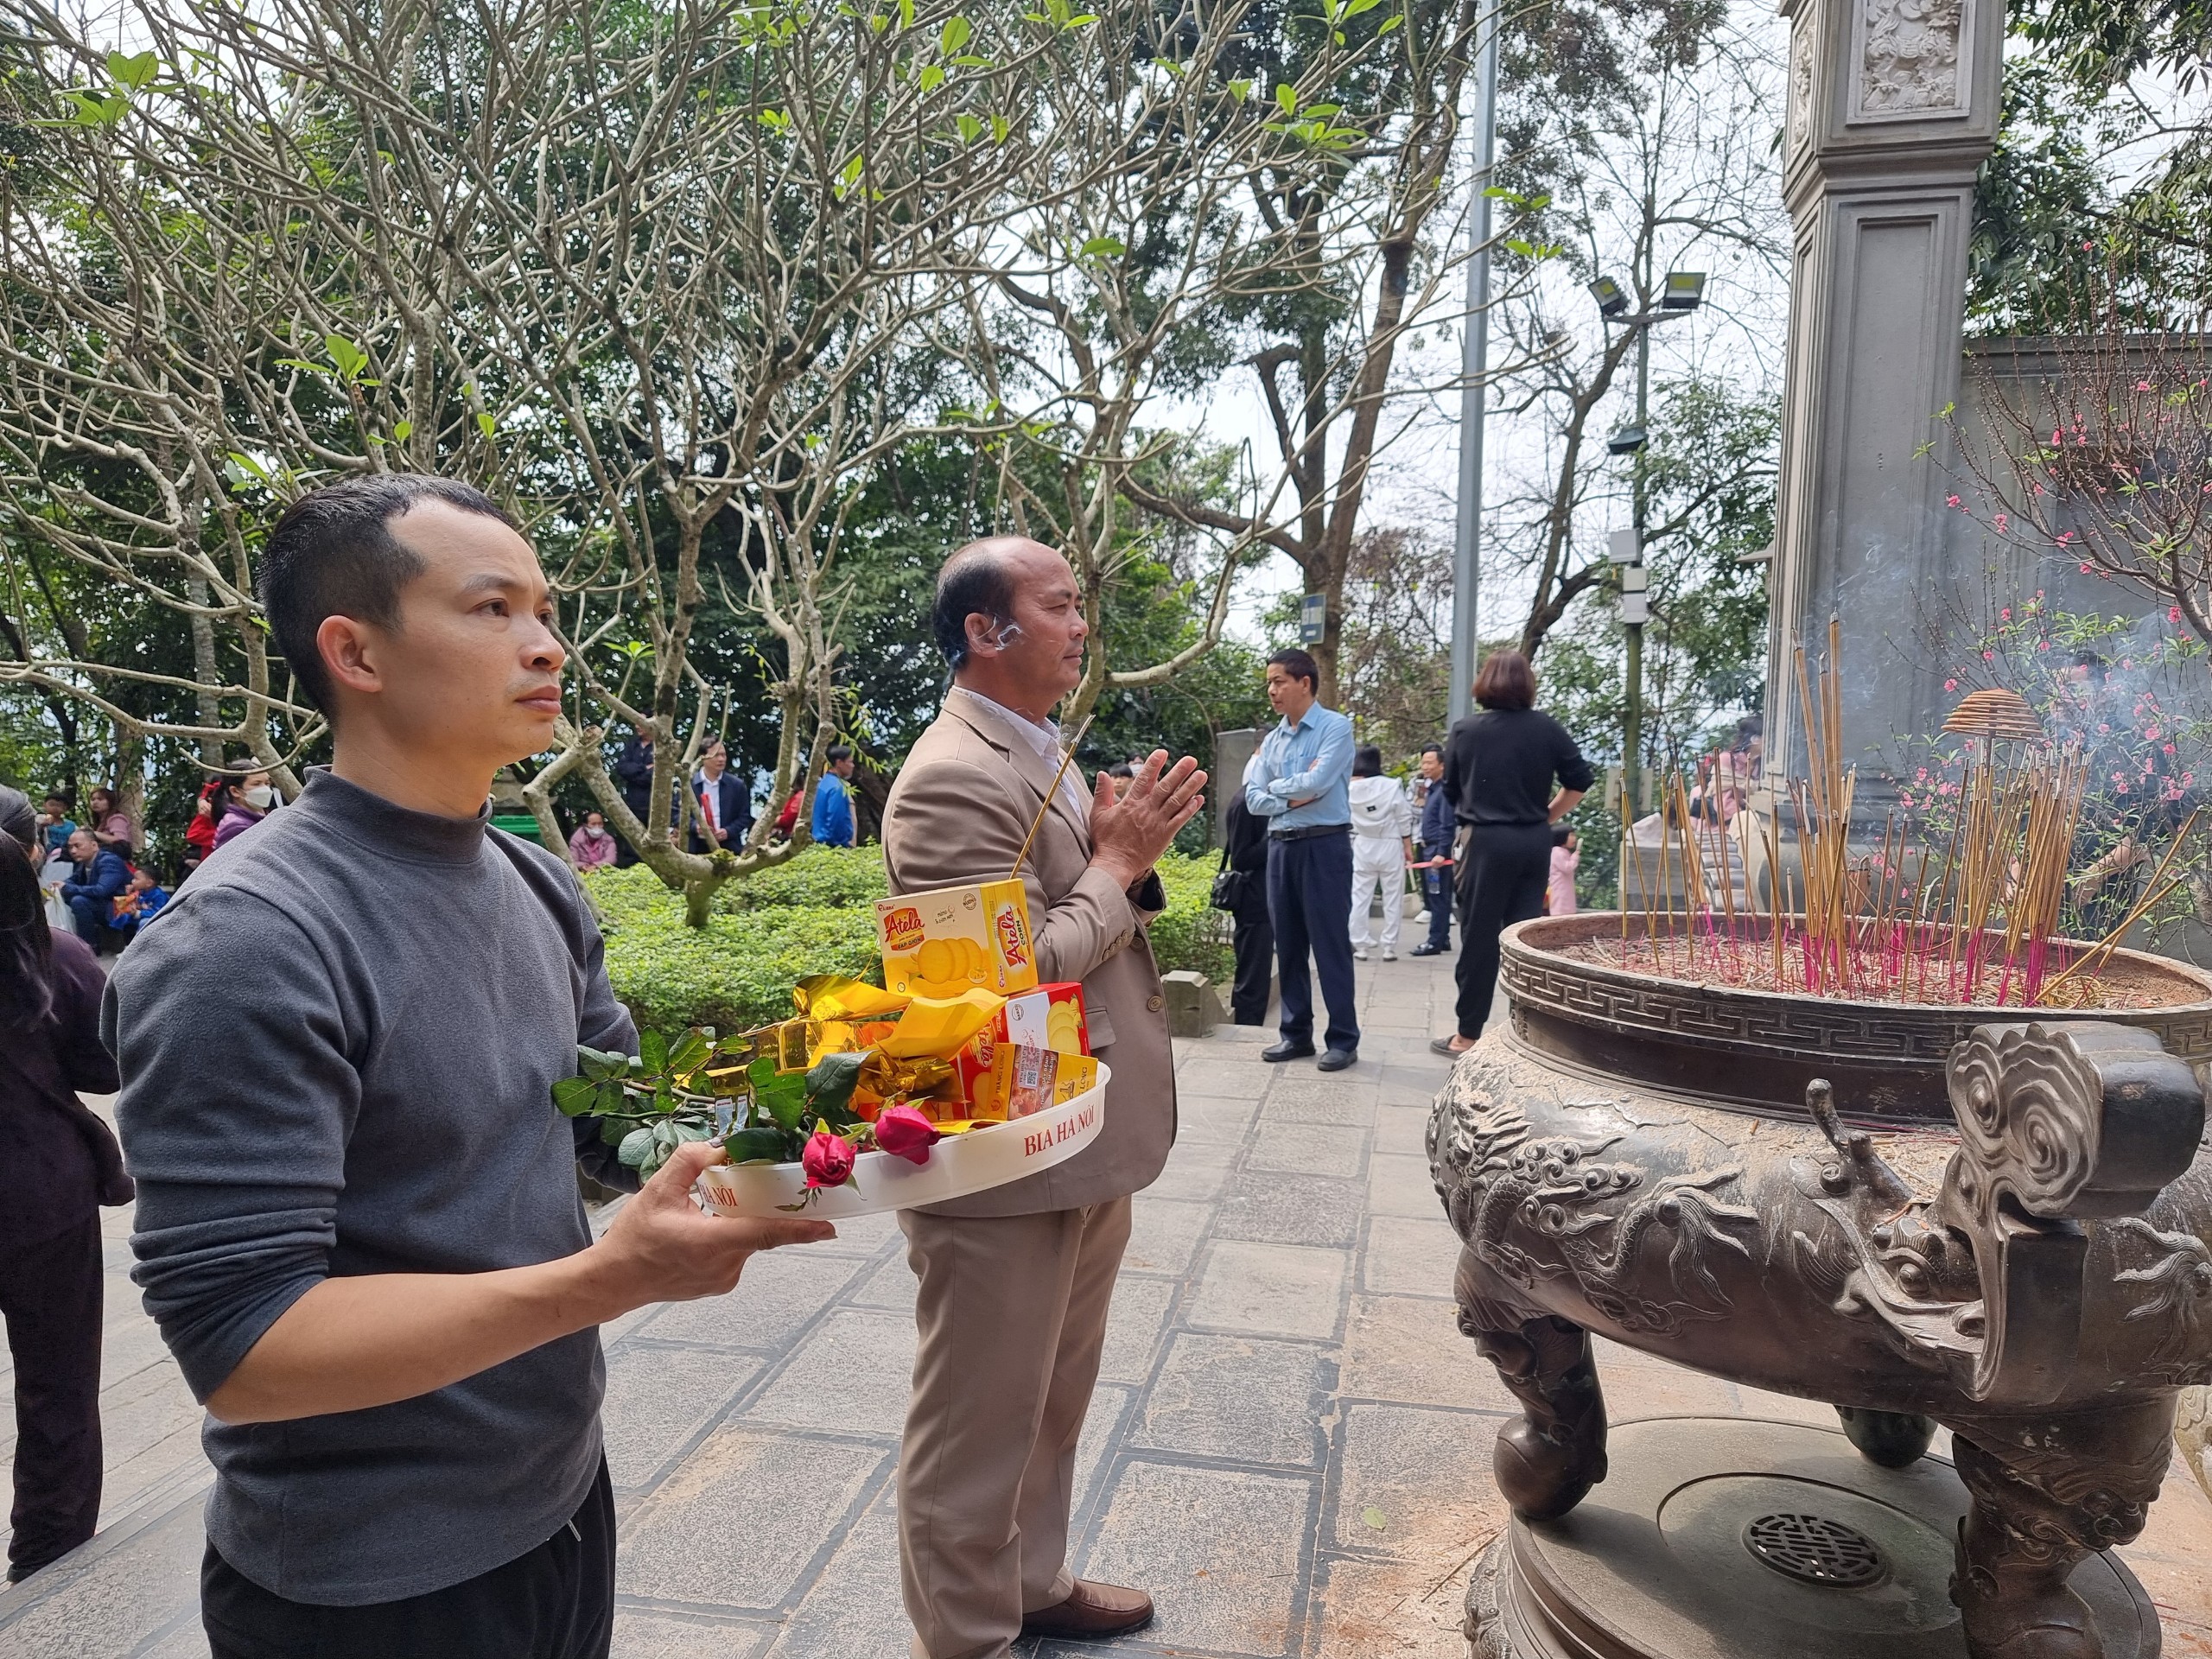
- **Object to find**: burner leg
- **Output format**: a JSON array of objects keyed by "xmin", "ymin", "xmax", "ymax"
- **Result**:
[
  {"xmin": 1457, "ymin": 1259, "xmax": 1608, "ymax": 1521},
  {"xmin": 1837, "ymin": 1406, "xmax": 1937, "ymax": 1468},
  {"xmin": 1948, "ymin": 1397, "xmax": 2177, "ymax": 1659}
]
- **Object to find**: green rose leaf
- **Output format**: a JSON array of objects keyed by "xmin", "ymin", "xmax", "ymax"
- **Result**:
[
  {"xmin": 552, "ymin": 1076, "xmax": 598, "ymax": 1116},
  {"xmin": 805, "ymin": 1051, "xmax": 868, "ymax": 1116},
  {"xmin": 722, "ymin": 1125, "xmax": 793, "ymax": 1165},
  {"xmin": 756, "ymin": 1069, "xmax": 807, "ymax": 1133},
  {"xmin": 617, "ymin": 1126, "xmax": 658, "ymax": 1168},
  {"xmin": 669, "ymin": 1029, "xmax": 713, "ymax": 1077}
]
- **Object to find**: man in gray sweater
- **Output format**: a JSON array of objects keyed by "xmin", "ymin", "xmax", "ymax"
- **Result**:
[{"xmin": 106, "ymin": 476, "xmax": 832, "ymax": 1657}]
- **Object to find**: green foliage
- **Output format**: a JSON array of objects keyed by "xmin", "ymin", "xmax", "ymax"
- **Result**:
[
  {"xmin": 1541, "ymin": 374, "xmax": 1777, "ymax": 783},
  {"xmin": 1147, "ymin": 854, "xmax": 1236, "ymax": 985},
  {"xmin": 587, "ymin": 851, "xmax": 1233, "ymax": 1033},
  {"xmin": 2016, "ymin": 0, "xmax": 2210, "ymax": 235},
  {"xmin": 590, "ymin": 874, "xmax": 883, "ymax": 1036},
  {"xmin": 1975, "ymin": 3, "xmax": 2212, "ymax": 324},
  {"xmin": 554, "ymin": 1026, "xmax": 871, "ymax": 1181},
  {"xmin": 713, "ymin": 845, "xmax": 889, "ymax": 912}
]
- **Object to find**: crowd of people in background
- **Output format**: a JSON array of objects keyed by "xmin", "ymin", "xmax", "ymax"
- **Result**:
[
  {"xmin": 1228, "ymin": 645, "xmax": 1597, "ymax": 1069},
  {"xmin": 5, "ymin": 722, "xmax": 871, "ymax": 942}
]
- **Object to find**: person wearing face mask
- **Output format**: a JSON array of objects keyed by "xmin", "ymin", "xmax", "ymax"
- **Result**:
[{"xmin": 213, "ymin": 769, "xmax": 279, "ymax": 852}]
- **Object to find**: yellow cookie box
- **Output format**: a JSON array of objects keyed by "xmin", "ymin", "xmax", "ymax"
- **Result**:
[{"xmin": 875, "ymin": 880, "xmax": 1039, "ymax": 998}]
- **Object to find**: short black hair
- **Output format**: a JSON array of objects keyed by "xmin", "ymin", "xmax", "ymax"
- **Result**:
[
  {"xmin": 1266, "ymin": 648, "xmax": 1319, "ymax": 692},
  {"xmin": 827, "ymin": 743, "xmax": 853, "ymax": 764},
  {"xmin": 1421, "ymin": 743, "xmax": 1443, "ymax": 759},
  {"xmin": 1352, "ymin": 744, "xmax": 1382, "ymax": 777},
  {"xmin": 932, "ymin": 544, "xmax": 1018, "ymax": 669},
  {"xmin": 1552, "ymin": 823, "xmax": 1573, "ymax": 847},
  {"xmin": 262, "ymin": 475, "xmax": 515, "ymax": 715}
]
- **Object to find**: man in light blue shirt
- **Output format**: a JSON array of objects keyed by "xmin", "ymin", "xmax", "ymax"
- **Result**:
[
  {"xmin": 811, "ymin": 745, "xmax": 856, "ymax": 846},
  {"xmin": 1243, "ymin": 648, "xmax": 1361, "ymax": 1070}
]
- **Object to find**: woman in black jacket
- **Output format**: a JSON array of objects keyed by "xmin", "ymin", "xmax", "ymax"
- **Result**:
[
  {"xmin": 0, "ymin": 830, "xmax": 130, "ymax": 1583},
  {"xmin": 1432, "ymin": 650, "xmax": 1593, "ymax": 1057}
]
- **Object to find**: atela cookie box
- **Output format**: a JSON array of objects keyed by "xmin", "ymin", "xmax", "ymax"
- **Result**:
[
  {"xmin": 944, "ymin": 982, "xmax": 1088, "ymax": 1119},
  {"xmin": 875, "ymin": 880, "xmax": 1039, "ymax": 997}
]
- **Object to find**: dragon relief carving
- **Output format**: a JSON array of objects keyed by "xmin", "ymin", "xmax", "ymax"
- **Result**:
[
  {"xmin": 1433, "ymin": 1081, "xmax": 1758, "ymax": 1337},
  {"xmin": 2111, "ymin": 1216, "xmax": 2212, "ymax": 1382}
]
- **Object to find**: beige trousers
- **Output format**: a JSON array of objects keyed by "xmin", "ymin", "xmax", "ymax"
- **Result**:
[{"xmin": 897, "ymin": 1196, "xmax": 1133, "ymax": 1659}]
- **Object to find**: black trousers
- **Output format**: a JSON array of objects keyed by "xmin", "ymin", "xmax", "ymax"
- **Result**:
[
  {"xmin": 1229, "ymin": 899, "xmax": 1274, "ymax": 1026},
  {"xmin": 1452, "ymin": 823, "xmax": 1554, "ymax": 1039},
  {"xmin": 202, "ymin": 1459, "xmax": 615, "ymax": 1659},
  {"xmin": 1267, "ymin": 828, "xmax": 1360, "ymax": 1052},
  {"xmin": 0, "ymin": 1217, "xmax": 104, "ymax": 1576},
  {"xmin": 1420, "ymin": 840, "xmax": 1452, "ymax": 950}
]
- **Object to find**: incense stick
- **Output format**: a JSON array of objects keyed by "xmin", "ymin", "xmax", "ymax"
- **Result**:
[{"xmin": 1007, "ymin": 714, "xmax": 1096, "ymax": 880}]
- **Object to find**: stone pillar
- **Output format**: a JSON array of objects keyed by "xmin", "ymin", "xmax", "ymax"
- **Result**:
[{"xmin": 1763, "ymin": 0, "xmax": 2005, "ymax": 792}]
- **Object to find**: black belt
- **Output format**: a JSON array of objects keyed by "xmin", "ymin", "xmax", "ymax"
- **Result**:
[{"xmin": 1268, "ymin": 823, "xmax": 1350, "ymax": 842}]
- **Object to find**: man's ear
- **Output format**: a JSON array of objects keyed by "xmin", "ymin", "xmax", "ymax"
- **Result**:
[{"xmin": 316, "ymin": 613, "xmax": 382, "ymax": 700}]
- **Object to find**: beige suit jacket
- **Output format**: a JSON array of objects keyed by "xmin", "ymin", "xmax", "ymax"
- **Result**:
[{"xmin": 881, "ymin": 688, "xmax": 1177, "ymax": 1217}]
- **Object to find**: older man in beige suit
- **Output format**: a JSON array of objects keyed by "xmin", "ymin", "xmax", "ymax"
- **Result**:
[{"xmin": 882, "ymin": 537, "xmax": 1205, "ymax": 1659}]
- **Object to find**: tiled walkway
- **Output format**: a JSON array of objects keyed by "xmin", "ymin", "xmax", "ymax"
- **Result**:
[{"xmin": 5, "ymin": 951, "xmax": 2210, "ymax": 1658}]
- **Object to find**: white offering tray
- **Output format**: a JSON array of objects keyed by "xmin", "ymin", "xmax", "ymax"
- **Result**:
[{"xmin": 692, "ymin": 1062, "xmax": 1110, "ymax": 1220}]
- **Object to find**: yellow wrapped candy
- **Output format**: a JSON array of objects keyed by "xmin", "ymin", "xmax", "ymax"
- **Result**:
[
  {"xmin": 877, "ymin": 988, "xmax": 1007, "ymax": 1059},
  {"xmin": 793, "ymin": 975, "xmax": 912, "ymax": 1021}
]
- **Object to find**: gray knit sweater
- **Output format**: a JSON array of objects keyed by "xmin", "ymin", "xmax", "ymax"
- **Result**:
[{"xmin": 105, "ymin": 768, "xmax": 637, "ymax": 1605}]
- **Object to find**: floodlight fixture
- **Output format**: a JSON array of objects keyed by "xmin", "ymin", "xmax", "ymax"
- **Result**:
[
  {"xmin": 1588, "ymin": 275, "xmax": 1629, "ymax": 318},
  {"xmin": 1660, "ymin": 270, "xmax": 1707, "ymax": 312},
  {"xmin": 1606, "ymin": 424, "xmax": 1647, "ymax": 455}
]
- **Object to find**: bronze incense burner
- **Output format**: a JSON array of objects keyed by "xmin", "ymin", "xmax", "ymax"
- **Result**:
[{"xmin": 1431, "ymin": 913, "xmax": 2212, "ymax": 1659}]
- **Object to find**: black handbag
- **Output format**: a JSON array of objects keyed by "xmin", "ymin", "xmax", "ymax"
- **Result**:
[{"xmin": 1209, "ymin": 844, "xmax": 1249, "ymax": 911}]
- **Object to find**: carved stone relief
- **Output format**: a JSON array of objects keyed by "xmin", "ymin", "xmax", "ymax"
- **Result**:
[
  {"xmin": 1433, "ymin": 1080, "xmax": 1760, "ymax": 1338},
  {"xmin": 1851, "ymin": 0, "xmax": 1967, "ymax": 121},
  {"xmin": 1789, "ymin": 24, "xmax": 1814, "ymax": 154}
]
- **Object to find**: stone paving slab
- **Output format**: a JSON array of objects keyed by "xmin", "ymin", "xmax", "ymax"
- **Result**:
[{"xmin": 7, "ymin": 951, "xmax": 2212, "ymax": 1658}]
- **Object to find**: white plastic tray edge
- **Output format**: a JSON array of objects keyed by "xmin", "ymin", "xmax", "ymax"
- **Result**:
[{"xmin": 692, "ymin": 1061, "xmax": 1111, "ymax": 1219}]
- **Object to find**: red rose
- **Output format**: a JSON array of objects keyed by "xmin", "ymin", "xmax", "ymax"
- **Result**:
[
  {"xmin": 802, "ymin": 1125, "xmax": 856, "ymax": 1189},
  {"xmin": 873, "ymin": 1105, "xmax": 943, "ymax": 1166}
]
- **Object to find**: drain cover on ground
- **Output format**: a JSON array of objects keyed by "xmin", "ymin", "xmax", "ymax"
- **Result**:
[{"xmin": 1742, "ymin": 1511, "xmax": 1886, "ymax": 1587}]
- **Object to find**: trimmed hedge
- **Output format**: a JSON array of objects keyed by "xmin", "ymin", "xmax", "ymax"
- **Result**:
[
  {"xmin": 712, "ymin": 845, "xmax": 887, "ymax": 912},
  {"xmin": 585, "ymin": 847, "xmax": 1231, "ymax": 1033},
  {"xmin": 1149, "ymin": 854, "xmax": 1234, "ymax": 985}
]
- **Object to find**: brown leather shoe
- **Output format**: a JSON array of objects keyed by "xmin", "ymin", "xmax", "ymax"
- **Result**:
[{"xmin": 1020, "ymin": 1580, "xmax": 1155, "ymax": 1639}]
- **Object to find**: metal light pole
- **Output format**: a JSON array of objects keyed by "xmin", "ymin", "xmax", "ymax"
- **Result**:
[
  {"xmin": 1592, "ymin": 270, "xmax": 1705, "ymax": 896},
  {"xmin": 1448, "ymin": 5, "xmax": 1501, "ymax": 728},
  {"xmin": 1624, "ymin": 321, "xmax": 1650, "ymax": 830}
]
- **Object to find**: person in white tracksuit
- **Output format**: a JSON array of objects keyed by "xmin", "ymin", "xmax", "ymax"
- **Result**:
[{"xmin": 1346, "ymin": 745, "xmax": 1415, "ymax": 961}]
